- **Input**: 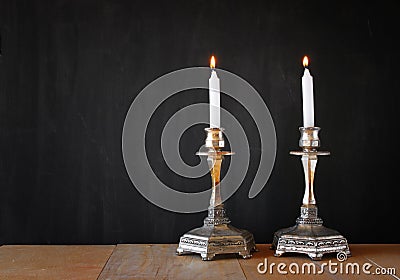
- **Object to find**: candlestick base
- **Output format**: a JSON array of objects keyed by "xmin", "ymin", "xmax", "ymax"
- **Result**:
[
  {"xmin": 176, "ymin": 205, "xmax": 256, "ymax": 261},
  {"xmin": 271, "ymin": 206, "xmax": 350, "ymax": 260}
]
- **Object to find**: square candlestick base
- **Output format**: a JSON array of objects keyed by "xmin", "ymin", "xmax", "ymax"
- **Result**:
[
  {"xmin": 177, "ymin": 205, "xmax": 256, "ymax": 261},
  {"xmin": 271, "ymin": 206, "xmax": 350, "ymax": 260}
]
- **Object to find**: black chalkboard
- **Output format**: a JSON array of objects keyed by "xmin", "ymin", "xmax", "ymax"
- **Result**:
[{"xmin": 0, "ymin": 0, "xmax": 399, "ymax": 244}]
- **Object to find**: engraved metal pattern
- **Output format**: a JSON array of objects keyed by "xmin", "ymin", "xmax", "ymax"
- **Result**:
[
  {"xmin": 177, "ymin": 128, "xmax": 256, "ymax": 261},
  {"xmin": 296, "ymin": 206, "xmax": 323, "ymax": 224},
  {"xmin": 272, "ymin": 127, "xmax": 351, "ymax": 260}
]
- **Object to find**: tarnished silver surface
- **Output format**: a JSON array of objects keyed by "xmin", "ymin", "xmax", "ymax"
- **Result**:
[
  {"xmin": 177, "ymin": 204, "xmax": 256, "ymax": 261},
  {"xmin": 298, "ymin": 126, "xmax": 321, "ymax": 149},
  {"xmin": 205, "ymin": 127, "xmax": 225, "ymax": 148},
  {"xmin": 272, "ymin": 127, "xmax": 350, "ymax": 260},
  {"xmin": 177, "ymin": 128, "xmax": 256, "ymax": 261},
  {"xmin": 271, "ymin": 206, "xmax": 351, "ymax": 260}
]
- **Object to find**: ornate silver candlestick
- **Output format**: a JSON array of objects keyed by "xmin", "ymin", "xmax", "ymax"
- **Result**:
[
  {"xmin": 177, "ymin": 127, "xmax": 256, "ymax": 261},
  {"xmin": 271, "ymin": 127, "xmax": 350, "ymax": 260}
]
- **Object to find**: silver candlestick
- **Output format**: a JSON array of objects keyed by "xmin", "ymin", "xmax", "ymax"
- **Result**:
[
  {"xmin": 176, "ymin": 127, "xmax": 256, "ymax": 261},
  {"xmin": 271, "ymin": 127, "xmax": 351, "ymax": 260}
]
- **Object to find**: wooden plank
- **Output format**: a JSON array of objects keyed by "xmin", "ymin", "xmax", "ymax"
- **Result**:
[
  {"xmin": 238, "ymin": 244, "xmax": 400, "ymax": 280},
  {"xmin": 0, "ymin": 244, "xmax": 398, "ymax": 280},
  {"xmin": 0, "ymin": 245, "xmax": 115, "ymax": 280},
  {"xmin": 350, "ymin": 244, "xmax": 400, "ymax": 279},
  {"xmin": 98, "ymin": 244, "xmax": 247, "ymax": 280},
  {"xmin": 351, "ymin": 244, "xmax": 400, "ymax": 266}
]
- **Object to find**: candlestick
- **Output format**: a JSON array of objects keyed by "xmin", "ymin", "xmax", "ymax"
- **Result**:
[
  {"xmin": 209, "ymin": 56, "xmax": 220, "ymax": 128},
  {"xmin": 302, "ymin": 56, "xmax": 314, "ymax": 127},
  {"xmin": 176, "ymin": 128, "xmax": 256, "ymax": 261},
  {"xmin": 271, "ymin": 127, "xmax": 350, "ymax": 260}
]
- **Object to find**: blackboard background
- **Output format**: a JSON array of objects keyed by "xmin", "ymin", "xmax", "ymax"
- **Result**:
[{"xmin": 0, "ymin": 0, "xmax": 399, "ymax": 245}]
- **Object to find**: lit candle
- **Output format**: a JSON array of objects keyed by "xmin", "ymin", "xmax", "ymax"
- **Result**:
[
  {"xmin": 209, "ymin": 56, "xmax": 220, "ymax": 128},
  {"xmin": 302, "ymin": 56, "xmax": 314, "ymax": 127}
]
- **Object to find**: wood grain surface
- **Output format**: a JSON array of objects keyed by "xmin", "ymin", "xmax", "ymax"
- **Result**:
[
  {"xmin": 97, "ymin": 244, "xmax": 246, "ymax": 280},
  {"xmin": 0, "ymin": 245, "xmax": 115, "ymax": 280},
  {"xmin": 0, "ymin": 244, "xmax": 399, "ymax": 279}
]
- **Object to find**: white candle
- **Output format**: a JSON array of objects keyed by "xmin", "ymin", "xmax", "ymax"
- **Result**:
[
  {"xmin": 209, "ymin": 56, "xmax": 220, "ymax": 128},
  {"xmin": 302, "ymin": 56, "xmax": 314, "ymax": 127}
]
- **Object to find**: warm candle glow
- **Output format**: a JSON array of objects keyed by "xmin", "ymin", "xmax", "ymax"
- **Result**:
[
  {"xmin": 303, "ymin": 56, "xmax": 309, "ymax": 67},
  {"xmin": 210, "ymin": 56, "xmax": 216, "ymax": 69}
]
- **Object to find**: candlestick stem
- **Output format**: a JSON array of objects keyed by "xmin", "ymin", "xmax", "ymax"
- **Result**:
[
  {"xmin": 208, "ymin": 153, "xmax": 223, "ymax": 207},
  {"xmin": 302, "ymin": 154, "xmax": 317, "ymax": 205}
]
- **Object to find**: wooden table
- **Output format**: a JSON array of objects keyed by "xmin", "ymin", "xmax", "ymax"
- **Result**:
[{"xmin": 0, "ymin": 244, "xmax": 399, "ymax": 279}]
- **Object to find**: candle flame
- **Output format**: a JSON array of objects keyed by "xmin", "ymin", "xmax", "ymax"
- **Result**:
[
  {"xmin": 210, "ymin": 56, "xmax": 216, "ymax": 69},
  {"xmin": 303, "ymin": 56, "xmax": 309, "ymax": 67}
]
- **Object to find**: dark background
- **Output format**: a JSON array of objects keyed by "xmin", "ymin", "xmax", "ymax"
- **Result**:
[{"xmin": 0, "ymin": 0, "xmax": 399, "ymax": 245}]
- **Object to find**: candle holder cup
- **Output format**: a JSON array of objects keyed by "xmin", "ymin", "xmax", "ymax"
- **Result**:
[
  {"xmin": 176, "ymin": 127, "xmax": 256, "ymax": 261},
  {"xmin": 271, "ymin": 127, "xmax": 351, "ymax": 260}
]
